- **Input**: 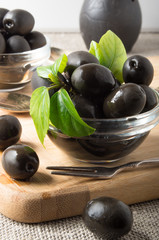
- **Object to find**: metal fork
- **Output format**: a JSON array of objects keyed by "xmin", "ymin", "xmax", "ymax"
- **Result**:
[{"xmin": 46, "ymin": 158, "xmax": 159, "ymax": 179}]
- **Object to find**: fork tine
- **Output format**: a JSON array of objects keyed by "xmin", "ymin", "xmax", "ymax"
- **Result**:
[
  {"xmin": 50, "ymin": 170, "xmax": 107, "ymax": 178},
  {"xmin": 46, "ymin": 166, "xmax": 97, "ymax": 172}
]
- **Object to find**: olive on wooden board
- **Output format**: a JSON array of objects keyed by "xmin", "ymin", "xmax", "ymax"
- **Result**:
[
  {"xmin": 65, "ymin": 51, "xmax": 99, "ymax": 79},
  {"xmin": 103, "ymin": 83, "xmax": 146, "ymax": 118},
  {"xmin": 2, "ymin": 144, "xmax": 39, "ymax": 180},
  {"xmin": 3, "ymin": 9, "xmax": 35, "ymax": 35},
  {"xmin": 71, "ymin": 63, "xmax": 116, "ymax": 102},
  {"xmin": 0, "ymin": 115, "xmax": 22, "ymax": 149},
  {"xmin": 83, "ymin": 196, "xmax": 133, "ymax": 239},
  {"xmin": 123, "ymin": 55, "xmax": 154, "ymax": 86}
]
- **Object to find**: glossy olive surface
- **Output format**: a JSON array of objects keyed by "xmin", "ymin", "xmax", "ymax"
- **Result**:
[
  {"xmin": 71, "ymin": 63, "xmax": 116, "ymax": 101},
  {"xmin": 71, "ymin": 94, "xmax": 103, "ymax": 118},
  {"xmin": 6, "ymin": 35, "xmax": 31, "ymax": 53},
  {"xmin": 83, "ymin": 196, "xmax": 133, "ymax": 239},
  {"xmin": 65, "ymin": 51, "xmax": 99, "ymax": 79},
  {"xmin": 2, "ymin": 144, "xmax": 39, "ymax": 180},
  {"xmin": 103, "ymin": 83, "xmax": 146, "ymax": 118},
  {"xmin": 0, "ymin": 115, "xmax": 22, "ymax": 149},
  {"xmin": 141, "ymin": 85, "xmax": 158, "ymax": 113},
  {"xmin": 0, "ymin": 8, "xmax": 9, "ymax": 28},
  {"xmin": 123, "ymin": 55, "xmax": 154, "ymax": 86},
  {"xmin": 3, "ymin": 9, "xmax": 35, "ymax": 35},
  {"xmin": 25, "ymin": 31, "xmax": 46, "ymax": 50}
]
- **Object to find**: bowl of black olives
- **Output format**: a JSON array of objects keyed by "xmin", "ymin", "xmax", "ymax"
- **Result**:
[
  {"xmin": 0, "ymin": 8, "xmax": 50, "ymax": 91},
  {"xmin": 30, "ymin": 31, "xmax": 159, "ymax": 164},
  {"xmin": 46, "ymin": 53, "xmax": 159, "ymax": 164}
]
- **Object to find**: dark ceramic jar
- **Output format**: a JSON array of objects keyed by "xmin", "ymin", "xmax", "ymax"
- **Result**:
[{"xmin": 80, "ymin": 0, "xmax": 142, "ymax": 52}]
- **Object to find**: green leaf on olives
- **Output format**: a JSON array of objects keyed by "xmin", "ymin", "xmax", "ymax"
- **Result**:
[
  {"xmin": 89, "ymin": 30, "xmax": 127, "ymax": 83},
  {"xmin": 50, "ymin": 88, "xmax": 95, "ymax": 137},
  {"xmin": 30, "ymin": 86, "xmax": 50, "ymax": 145}
]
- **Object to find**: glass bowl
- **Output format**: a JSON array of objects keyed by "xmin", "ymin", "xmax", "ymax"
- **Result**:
[
  {"xmin": 48, "ymin": 90, "xmax": 159, "ymax": 164},
  {"xmin": 0, "ymin": 36, "xmax": 50, "ymax": 92}
]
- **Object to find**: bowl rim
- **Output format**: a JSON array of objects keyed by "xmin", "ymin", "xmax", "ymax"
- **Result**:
[{"xmin": 81, "ymin": 89, "xmax": 159, "ymax": 123}]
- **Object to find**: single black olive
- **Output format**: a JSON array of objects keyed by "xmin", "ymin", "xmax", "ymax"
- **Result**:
[
  {"xmin": 123, "ymin": 55, "xmax": 154, "ymax": 86},
  {"xmin": 71, "ymin": 94, "xmax": 103, "ymax": 118},
  {"xmin": 140, "ymin": 85, "xmax": 158, "ymax": 113},
  {"xmin": 0, "ymin": 32, "xmax": 6, "ymax": 53},
  {"xmin": 65, "ymin": 51, "xmax": 99, "ymax": 79},
  {"xmin": 83, "ymin": 196, "xmax": 133, "ymax": 239},
  {"xmin": 103, "ymin": 83, "xmax": 146, "ymax": 118},
  {"xmin": 71, "ymin": 63, "xmax": 116, "ymax": 103},
  {"xmin": 3, "ymin": 9, "xmax": 35, "ymax": 35},
  {"xmin": 25, "ymin": 31, "xmax": 46, "ymax": 50},
  {"xmin": 0, "ymin": 8, "xmax": 9, "ymax": 28},
  {"xmin": 2, "ymin": 144, "xmax": 39, "ymax": 180},
  {"xmin": 0, "ymin": 115, "xmax": 22, "ymax": 149},
  {"xmin": 6, "ymin": 35, "xmax": 31, "ymax": 53}
]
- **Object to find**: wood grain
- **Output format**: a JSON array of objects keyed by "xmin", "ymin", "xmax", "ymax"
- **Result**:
[{"xmin": 0, "ymin": 56, "xmax": 158, "ymax": 223}]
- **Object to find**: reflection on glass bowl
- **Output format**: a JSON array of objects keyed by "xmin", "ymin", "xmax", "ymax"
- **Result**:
[
  {"xmin": 48, "ymin": 90, "xmax": 159, "ymax": 164},
  {"xmin": 0, "ymin": 36, "xmax": 50, "ymax": 92}
]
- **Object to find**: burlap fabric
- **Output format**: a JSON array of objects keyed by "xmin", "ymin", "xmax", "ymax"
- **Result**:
[{"xmin": 0, "ymin": 199, "xmax": 158, "ymax": 240}]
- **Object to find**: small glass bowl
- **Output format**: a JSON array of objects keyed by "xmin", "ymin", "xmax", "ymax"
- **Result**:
[
  {"xmin": 0, "ymin": 36, "xmax": 50, "ymax": 92},
  {"xmin": 48, "ymin": 90, "xmax": 159, "ymax": 164}
]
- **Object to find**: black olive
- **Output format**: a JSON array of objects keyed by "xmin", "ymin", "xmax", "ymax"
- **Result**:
[
  {"xmin": 0, "ymin": 115, "xmax": 22, "ymax": 149},
  {"xmin": 0, "ymin": 8, "xmax": 9, "ymax": 28},
  {"xmin": 2, "ymin": 144, "xmax": 39, "ymax": 180},
  {"xmin": 123, "ymin": 55, "xmax": 154, "ymax": 86},
  {"xmin": 3, "ymin": 9, "xmax": 35, "ymax": 35},
  {"xmin": 103, "ymin": 83, "xmax": 146, "ymax": 118},
  {"xmin": 6, "ymin": 35, "xmax": 31, "ymax": 53},
  {"xmin": 83, "ymin": 196, "xmax": 133, "ymax": 239},
  {"xmin": 140, "ymin": 85, "xmax": 158, "ymax": 113},
  {"xmin": 71, "ymin": 63, "xmax": 116, "ymax": 102},
  {"xmin": 71, "ymin": 94, "xmax": 103, "ymax": 118},
  {"xmin": 25, "ymin": 31, "xmax": 46, "ymax": 50},
  {"xmin": 0, "ymin": 32, "xmax": 6, "ymax": 53},
  {"xmin": 65, "ymin": 51, "xmax": 99, "ymax": 79}
]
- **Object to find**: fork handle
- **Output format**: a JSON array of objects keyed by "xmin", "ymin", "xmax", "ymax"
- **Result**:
[{"xmin": 121, "ymin": 158, "xmax": 159, "ymax": 170}]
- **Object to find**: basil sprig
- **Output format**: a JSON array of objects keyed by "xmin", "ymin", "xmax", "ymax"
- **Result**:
[
  {"xmin": 30, "ymin": 30, "xmax": 127, "ymax": 145},
  {"xmin": 89, "ymin": 30, "xmax": 127, "ymax": 83}
]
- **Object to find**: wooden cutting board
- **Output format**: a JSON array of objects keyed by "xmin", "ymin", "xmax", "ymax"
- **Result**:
[{"xmin": 0, "ymin": 56, "xmax": 159, "ymax": 223}]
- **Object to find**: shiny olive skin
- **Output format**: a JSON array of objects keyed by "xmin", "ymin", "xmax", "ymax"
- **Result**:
[
  {"xmin": 0, "ymin": 32, "xmax": 6, "ymax": 53},
  {"xmin": 71, "ymin": 94, "xmax": 103, "ymax": 118},
  {"xmin": 6, "ymin": 35, "xmax": 31, "ymax": 53},
  {"xmin": 103, "ymin": 83, "xmax": 146, "ymax": 118},
  {"xmin": 25, "ymin": 31, "xmax": 46, "ymax": 50},
  {"xmin": 123, "ymin": 55, "xmax": 154, "ymax": 86},
  {"xmin": 0, "ymin": 8, "xmax": 9, "ymax": 28},
  {"xmin": 65, "ymin": 51, "xmax": 99, "ymax": 79},
  {"xmin": 2, "ymin": 144, "xmax": 39, "ymax": 180},
  {"xmin": 3, "ymin": 9, "xmax": 35, "ymax": 35},
  {"xmin": 0, "ymin": 115, "xmax": 22, "ymax": 149},
  {"xmin": 83, "ymin": 196, "xmax": 133, "ymax": 239},
  {"xmin": 71, "ymin": 63, "xmax": 116, "ymax": 102},
  {"xmin": 140, "ymin": 85, "xmax": 158, "ymax": 113}
]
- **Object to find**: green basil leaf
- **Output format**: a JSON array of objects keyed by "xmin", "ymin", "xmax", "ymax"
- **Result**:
[
  {"xmin": 50, "ymin": 89, "xmax": 95, "ymax": 137},
  {"xmin": 89, "ymin": 30, "xmax": 127, "ymax": 83},
  {"xmin": 37, "ymin": 53, "xmax": 68, "ymax": 80},
  {"xmin": 51, "ymin": 53, "xmax": 68, "ymax": 75},
  {"xmin": 37, "ymin": 65, "xmax": 53, "ymax": 79},
  {"xmin": 30, "ymin": 86, "xmax": 50, "ymax": 145}
]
